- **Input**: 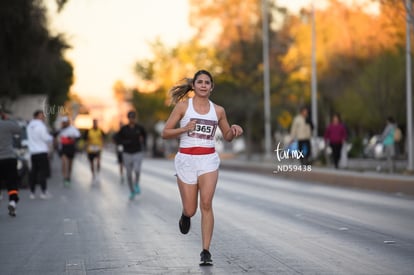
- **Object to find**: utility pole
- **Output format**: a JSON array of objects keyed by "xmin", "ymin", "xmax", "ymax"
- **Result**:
[
  {"xmin": 311, "ymin": 2, "xmax": 318, "ymax": 137},
  {"xmin": 406, "ymin": 0, "xmax": 414, "ymax": 171},
  {"xmin": 262, "ymin": 0, "xmax": 272, "ymax": 159}
]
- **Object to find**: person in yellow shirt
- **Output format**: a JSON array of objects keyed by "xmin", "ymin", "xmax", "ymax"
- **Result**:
[{"xmin": 84, "ymin": 119, "xmax": 105, "ymax": 183}]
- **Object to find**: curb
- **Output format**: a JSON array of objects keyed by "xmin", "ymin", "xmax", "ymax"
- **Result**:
[{"xmin": 220, "ymin": 161, "xmax": 414, "ymax": 197}]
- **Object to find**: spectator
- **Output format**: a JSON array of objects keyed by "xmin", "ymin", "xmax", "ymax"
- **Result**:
[
  {"xmin": 379, "ymin": 116, "xmax": 396, "ymax": 173},
  {"xmin": 290, "ymin": 106, "xmax": 313, "ymax": 165},
  {"xmin": 27, "ymin": 110, "xmax": 54, "ymax": 199},
  {"xmin": 324, "ymin": 113, "xmax": 347, "ymax": 169}
]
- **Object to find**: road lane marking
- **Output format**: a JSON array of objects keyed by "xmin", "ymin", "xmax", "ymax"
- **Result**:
[
  {"xmin": 63, "ymin": 218, "xmax": 78, "ymax": 236},
  {"xmin": 383, "ymin": 240, "xmax": 396, "ymax": 244},
  {"xmin": 65, "ymin": 259, "xmax": 86, "ymax": 275}
]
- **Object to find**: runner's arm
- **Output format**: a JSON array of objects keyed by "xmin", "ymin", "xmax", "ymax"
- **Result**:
[{"xmin": 162, "ymin": 101, "xmax": 195, "ymax": 139}]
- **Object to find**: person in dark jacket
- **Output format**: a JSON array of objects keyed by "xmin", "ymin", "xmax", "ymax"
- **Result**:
[
  {"xmin": 324, "ymin": 113, "xmax": 347, "ymax": 169},
  {"xmin": 116, "ymin": 111, "xmax": 147, "ymax": 200}
]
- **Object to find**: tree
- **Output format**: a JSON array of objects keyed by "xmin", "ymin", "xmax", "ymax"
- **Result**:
[
  {"xmin": 336, "ymin": 49, "xmax": 406, "ymax": 133},
  {"xmin": 132, "ymin": 37, "xmax": 221, "ymax": 129},
  {"xmin": 188, "ymin": 0, "xmax": 292, "ymax": 155},
  {"xmin": 129, "ymin": 0, "xmax": 293, "ymax": 156},
  {"xmin": 130, "ymin": 0, "xmax": 409, "ymax": 155},
  {"xmin": 375, "ymin": 0, "xmax": 413, "ymax": 29},
  {"xmin": 0, "ymin": 0, "xmax": 73, "ymax": 115},
  {"xmin": 280, "ymin": 0, "xmax": 407, "ymax": 135},
  {"xmin": 113, "ymin": 80, "xmax": 129, "ymax": 103}
]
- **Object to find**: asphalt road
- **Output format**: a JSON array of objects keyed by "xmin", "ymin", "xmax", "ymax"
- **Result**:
[{"xmin": 0, "ymin": 151, "xmax": 413, "ymax": 275}]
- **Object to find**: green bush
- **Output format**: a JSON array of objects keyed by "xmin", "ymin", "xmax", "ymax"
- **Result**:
[{"xmin": 349, "ymin": 136, "xmax": 364, "ymax": 158}]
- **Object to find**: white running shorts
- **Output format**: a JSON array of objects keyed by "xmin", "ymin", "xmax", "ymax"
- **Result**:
[{"xmin": 174, "ymin": 152, "xmax": 220, "ymax": 184}]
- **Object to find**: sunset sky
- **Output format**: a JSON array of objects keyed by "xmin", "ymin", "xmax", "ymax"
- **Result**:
[{"xmin": 47, "ymin": 0, "xmax": 328, "ymax": 106}]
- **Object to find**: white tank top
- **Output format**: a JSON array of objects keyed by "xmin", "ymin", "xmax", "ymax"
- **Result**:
[{"xmin": 179, "ymin": 98, "xmax": 218, "ymax": 148}]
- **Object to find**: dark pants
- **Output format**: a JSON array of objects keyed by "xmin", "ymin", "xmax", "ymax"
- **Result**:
[
  {"xmin": 330, "ymin": 143, "xmax": 343, "ymax": 169},
  {"xmin": 298, "ymin": 139, "xmax": 311, "ymax": 165},
  {"xmin": 0, "ymin": 158, "xmax": 19, "ymax": 202},
  {"xmin": 30, "ymin": 153, "xmax": 50, "ymax": 193}
]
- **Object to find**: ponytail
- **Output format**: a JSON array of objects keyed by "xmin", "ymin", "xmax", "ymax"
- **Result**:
[
  {"xmin": 169, "ymin": 70, "xmax": 214, "ymax": 105},
  {"xmin": 169, "ymin": 78, "xmax": 193, "ymax": 105}
]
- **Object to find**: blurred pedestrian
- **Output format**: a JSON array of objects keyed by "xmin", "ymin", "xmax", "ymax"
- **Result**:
[
  {"xmin": 57, "ymin": 116, "xmax": 80, "ymax": 186},
  {"xmin": 393, "ymin": 124, "xmax": 403, "ymax": 158},
  {"xmin": 324, "ymin": 113, "xmax": 347, "ymax": 169},
  {"xmin": 27, "ymin": 110, "xmax": 54, "ymax": 199},
  {"xmin": 380, "ymin": 116, "xmax": 396, "ymax": 173},
  {"xmin": 116, "ymin": 111, "xmax": 147, "ymax": 199},
  {"xmin": 161, "ymin": 70, "xmax": 243, "ymax": 266},
  {"xmin": 290, "ymin": 106, "xmax": 313, "ymax": 165},
  {"xmin": 0, "ymin": 108, "xmax": 22, "ymax": 216},
  {"xmin": 112, "ymin": 128, "xmax": 125, "ymax": 183},
  {"xmin": 84, "ymin": 119, "xmax": 105, "ymax": 183}
]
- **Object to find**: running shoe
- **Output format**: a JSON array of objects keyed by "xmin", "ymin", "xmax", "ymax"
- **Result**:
[
  {"xmin": 29, "ymin": 193, "xmax": 36, "ymax": 200},
  {"xmin": 199, "ymin": 249, "xmax": 213, "ymax": 266},
  {"xmin": 40, "ymin": 191, "xmax": 51, "ymax": 200},
  {"xmin": 129, "ymin": 192, "xmax": 136, "ymax": 200},
  {"xmin": 63, "ymin": 179, "xmax": 71, "ymax": 187},
  {"xmin": 8, "ymin": 200, "xmax": 16, "ymax": 217},
  {"xmin": 179, "ymin": 213, "xmax": 191, "ymax": 234},
  {"xmin": 134, "ymin": 184, "xmax": 141, "ymax": 194}
]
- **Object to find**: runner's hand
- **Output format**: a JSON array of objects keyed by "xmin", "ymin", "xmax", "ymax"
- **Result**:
[{"xmin": 230, "ymin": 124, "xmax": 243, "ymax": 137}]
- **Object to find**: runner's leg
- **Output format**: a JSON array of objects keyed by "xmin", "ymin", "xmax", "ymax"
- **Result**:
[
  {"xmin": 198, "ymin": 170, "xmax": 218, "ymax": 251},
  {"xmin": 123, "ymin": 153, "xmax": 134, "ymax": 193},
  {"xmin": 177, "ymin": 177, "xmax": 198, "ymax": 217},
  {"xmin": 61, "ymin": 155, "xmax": 68, "ymax": 180},
  {"xmin": 96, "ymin": 152, "xmax": 101, "ymax": 173},
  {"xmin": 133, "ymin": 152, "xmax": 144, "ymax": 184},
  {"xmin": 88, "ymin": 154, "xmax": 95, "ymax": 178}
]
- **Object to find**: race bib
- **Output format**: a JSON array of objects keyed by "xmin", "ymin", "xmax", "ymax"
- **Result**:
[
  {"xmin": 88, "ymin": 145, "xmax": 101, "ymax": 152},
  {"xmin": 117, "ymin": 145, "xmax": 124, "ymax": 152},
  {"xmin": 188, "ymin": 118, "xmax": 217, "ymax": 140}
]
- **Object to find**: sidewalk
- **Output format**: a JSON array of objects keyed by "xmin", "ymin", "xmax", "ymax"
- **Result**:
[{"xmin": 220, "ymin": 155, "xmax": 414, "ymax": 196}]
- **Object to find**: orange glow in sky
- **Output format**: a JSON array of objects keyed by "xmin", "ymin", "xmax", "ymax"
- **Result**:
[
  {"xmin": 46, "ymin": 0, "xmax": 375, "ymax": 130},
  {"xmin": 47, "ymin": 0, "xmax": 195, "ymax": 105},
  {"xmin": 47, "ymin": 0, "xmax": 325, "ymax": 105}
]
